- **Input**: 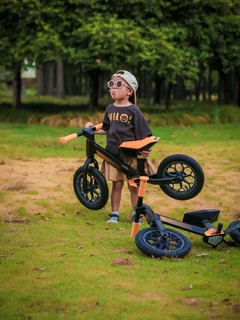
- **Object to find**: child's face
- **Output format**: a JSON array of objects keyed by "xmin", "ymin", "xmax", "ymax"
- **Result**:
[{"xmin": 108, "ymin": 76, "xmax": 133, "ymax": 102}]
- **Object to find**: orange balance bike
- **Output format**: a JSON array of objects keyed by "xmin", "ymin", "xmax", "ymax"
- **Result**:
[{"xmin": 60, "ymin": 124, "xmax": 240, "ymax": 258}]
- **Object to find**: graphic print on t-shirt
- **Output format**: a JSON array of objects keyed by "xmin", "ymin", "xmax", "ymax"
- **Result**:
[{"xmin": 108, "ymin": 112, "xmax": 132, "ymax": 123}]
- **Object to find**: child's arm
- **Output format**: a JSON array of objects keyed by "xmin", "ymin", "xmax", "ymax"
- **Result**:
[{"xmin": 85, "ymin": 122, "xmax": 106, "ymax": 134}]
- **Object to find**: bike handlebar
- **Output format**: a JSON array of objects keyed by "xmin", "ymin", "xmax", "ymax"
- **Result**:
[
  {"xmin": 60, "ymin": 132, "xmax": 79, "ymax": 144},
  {"xmin": 59, "ymin": 123, "xmax": 103, "ymax": 144}
]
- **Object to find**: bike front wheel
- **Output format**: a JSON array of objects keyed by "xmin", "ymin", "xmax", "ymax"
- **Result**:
[
  {"xmin": 73, "ymin": 166, "xmax": 109, "ymax": 210},
  {"xmin": 228, "ymin": 220, "xmax": 240, "ymax": 245},
  {"xmin": 135, "ymin": 227, "xmax": 191, "ymax": 258},
  {"xmin": 157, "ymin": 154, "xmax": 204, "ymax": 200}
]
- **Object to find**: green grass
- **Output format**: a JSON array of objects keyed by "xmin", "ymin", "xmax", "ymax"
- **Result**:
[
  {"xmin": 0, "ymin": 123, "xmax": 86, "ymax": 158},
  {"xmin": 0, "ymin": 122, "xmax": 239, "ymax": 158},
  {"xmin": 1, "ymin": 213, "xmax": 239, "ymax": 320},
  {"xmin": 0, "ymin": 122, "xmax": 240, "ymax": 319}
]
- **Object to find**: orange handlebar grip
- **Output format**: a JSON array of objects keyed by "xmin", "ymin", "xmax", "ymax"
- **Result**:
[
  {"xmin": 130, "ymin": 222, "xmax": 139, "ymax": 238},
  {"xmin": 59, "ymin": 133, "xmax": 78, "ymax": 144}
]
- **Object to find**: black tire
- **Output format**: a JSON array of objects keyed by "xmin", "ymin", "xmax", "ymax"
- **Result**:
[
  {"xmin": 135, "ymin": 227, "xmax": 191, "ymax": 258},
  {"xmin": 73, "ymin": 166, "xmax": 109, "ymax": 210},
  {"xmin": 229, "ymin": 220, "xmax": 240, "ymax": 244},
  {"xmin": 157, "ymin": 154, "xmax": 204, "ymax": 200}
]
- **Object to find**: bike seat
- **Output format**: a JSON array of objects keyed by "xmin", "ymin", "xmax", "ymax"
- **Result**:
[{"xmin": 119, "ymin": 136, "xmax": 159, "ymax": 151}]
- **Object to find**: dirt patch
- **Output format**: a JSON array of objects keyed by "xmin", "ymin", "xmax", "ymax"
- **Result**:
[
  {"xmin": 0, "ymin": 156, "xmax": 240, "ymax": 224},
  {"xmin": 0, "ymin": 157, "xmax": 79, "ymax": 217},
  {"xmin": 112, "ymin": 258, "xmax": 135, "ymax": 266}
]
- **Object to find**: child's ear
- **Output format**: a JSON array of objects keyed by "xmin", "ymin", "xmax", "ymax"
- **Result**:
[{"xmin": 127, "ymin": 88, "xmax": 133, "ymax": 96}]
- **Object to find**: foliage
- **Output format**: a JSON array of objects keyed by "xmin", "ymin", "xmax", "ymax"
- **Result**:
[
  {"xmin": 65, "ymin": 13, "xmax": 142, "ymax": 71},
  {"xmin": 0, "ymin": 0, "xmax": 240, "ymax": 108},
  {"xmin": 184, "ymin": 0, "xmax": 240, "ymax": 74},
  {"xmin": 138, "ymin": 25, "xmax": 198, "ymax": 82},
  {"xmin": 0, "ymin": 0, "xmax": 64, "ymax": 68},
  {"xmin": 1, "ymin": 1, "xmax": 239, "ymax": 75}
]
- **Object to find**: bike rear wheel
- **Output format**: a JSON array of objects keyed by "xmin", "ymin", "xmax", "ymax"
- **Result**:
[
  {"xmin": 73, "ymin": 166, "xmax": 109, "ymax": 210},
  {"xmin": 135, "ymin": 227, "xmax": 191, "ymax": 258},
  {"xmin": 157, "ymin": 154, "xmax": 204, "ymax": 200}
]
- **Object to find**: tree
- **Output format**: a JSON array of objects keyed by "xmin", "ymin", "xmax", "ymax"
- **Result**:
[
  {"xmin": 0, "ymin": 0, "xmax": 64, "ymax": 108},
  {"xmin": 137, "ymin": 24, "xmax": 199, "ymax": 109},
  {"xmin": 164, "ymin": 0, "xmax": 240, "ymax": 105},
  {"xmin": 63, "ymin": 11, "xmax": 142, "ymax": 108},
  {"xmin": 207, "ymin": 0, "xmax": 240, "ymax": 104},
  {"xmin": 1, "ymin": 0, "xmax": 239, "ymax": 110}
]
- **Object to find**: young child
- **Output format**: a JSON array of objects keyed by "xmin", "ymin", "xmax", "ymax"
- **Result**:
[{"xmin": 85, "ymin": 70, "xmax": 153, "ymax": 223}]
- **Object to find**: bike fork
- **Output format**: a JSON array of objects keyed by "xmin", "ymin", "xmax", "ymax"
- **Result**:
[
  {"xmin": 130, "ymin": 176, "xmax": 148, "ymax": 237},
  {"xmin": 142, "ymin": 204, "xmax": 168, "ymax": 239},
  {"xmin": 82, "ymin": 158, "xmax": 99, "ymax": 192},
  {"xmin": 130, "ymin": 176, "xmax": 168, "ymax": 239}
]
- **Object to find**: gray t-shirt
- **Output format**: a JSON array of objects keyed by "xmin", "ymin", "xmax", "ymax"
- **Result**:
[{"xmin": 102, "ymin": 104, "xmax": 152, "ymax": 160}]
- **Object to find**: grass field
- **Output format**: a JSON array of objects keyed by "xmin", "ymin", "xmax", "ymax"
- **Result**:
[{"xmin": 0, "ymin": 122, "xmax": 240, "ymax": 320}]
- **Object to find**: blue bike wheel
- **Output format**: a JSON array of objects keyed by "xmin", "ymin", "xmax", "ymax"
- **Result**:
[
  {"xmin": 135, "ymin": 227, "xmax": 191, "ymax": 258},
  {"xmin": 73, "ymin": 166, "xmax": 109, "ymax": 210},
  {"xmin": 157, "ymin": 154, "xmax": 204, "ymax": 200}
]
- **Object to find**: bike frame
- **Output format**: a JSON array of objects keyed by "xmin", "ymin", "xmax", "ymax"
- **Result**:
[
  {"xmin": 60, "ymin": 126, "xmax": 182, "ymax": 188},
  {"xmin": 60, "ymin": 125, "xmax": 239, "ymax": 249},
  {"xmin": 131, "ymin": 175, "xmax": 239, "ymax": 248}
]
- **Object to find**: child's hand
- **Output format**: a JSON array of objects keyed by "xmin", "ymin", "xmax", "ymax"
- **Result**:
[
  {"xmin": 85, "ymin": 122, "xmax": 94, "ymax": 128},
  {"xmin": 140, "ymin": 150, "xmax": 151, "ymax": 157}
]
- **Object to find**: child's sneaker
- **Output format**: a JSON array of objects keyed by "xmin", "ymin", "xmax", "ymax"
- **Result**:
[{"xmin": 106, "ymin": 214, "xmax": 119, "ymax": 223}]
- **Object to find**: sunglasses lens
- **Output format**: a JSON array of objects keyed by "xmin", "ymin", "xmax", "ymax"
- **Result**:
[
  {"xmin": 107, "ymin": 80, "xmax": 124, "ymax": 88},
  {"xmin": 108, "ymin": 80, "xmax": 114, "ymax": 88},
  {"xmin": 116, "ymin": 81, "xmax": 123, "ymax": 88}
]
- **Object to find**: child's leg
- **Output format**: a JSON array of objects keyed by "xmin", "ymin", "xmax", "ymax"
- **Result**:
[
  {"xmin": 111, "ymin": 180, "xmax": 124, "ymax": 211},
  {"xmin": 107, "ymin": 180, "xmax": 124, "ymax": 223},
  {"xmin": 128, "ymin": 183, "xmax": 139, "ymax": 210}
]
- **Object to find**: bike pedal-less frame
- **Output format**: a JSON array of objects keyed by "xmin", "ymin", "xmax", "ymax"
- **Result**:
[{"xmin": 60, "ymin": 125, "xmax": 240, "ymax": 258}]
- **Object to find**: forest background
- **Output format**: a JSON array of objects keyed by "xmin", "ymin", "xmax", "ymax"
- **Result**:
[{"xmin": 0, "ymin": 0, "xmax": 240, "ymax": 114}]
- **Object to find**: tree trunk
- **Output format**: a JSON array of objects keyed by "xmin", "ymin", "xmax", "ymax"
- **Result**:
[
  {"xmin": 228, "ymin": 70, "xmax": 235, "ymax": 104},
  {"xmin": 88, "ymin": 69, "xmax": 101, "ymax": 109},
  {"xmin": 202, "ymin": 77, "xmax": 207, "ymax": 101},
  {"xmin": 64, "ymin": 63, "xmax": 77, "ymax": 95},
  {"xmin": 153, "ymin": 76, "xmax": 164, "ymax": 104},
  {"xmin": 218, "ymin": 70, "xmax": 223, "ymax": 103},
  {"xmin": 194, "ymin": 77, "xmax": 202, "ymax": 101},
  {"xmin": 207, "ymin": 67, "xmax": 212, "ymax": 101},
  {"xmin": 44, "ymin": 62, "xmax": 55, "ymax": 95},
  {"xmin": 165, "ymin": 82, "xmax": 173, "ymax": 111},
  {"xmin": 36, "ymin": 62, "xmax": 55, "ymax": 95},
  {"xmin": 12, "ymin": 62, "xmax": 22, "ymax": 109},
  {"xmin": 37, "ymin": 64, "xmax": 44, "ymax": 95},
  {"xmin": 56, "ymin": 59, "xmax": 65, "ymax": 98},
  {"xmin": 237, "ymin": 70, "xmax": 240, "ymax": 107},
  {"xmin": 174, "ymin": 76, "xmax": 186, "ymax": 100},
  {"xmin": 219, "ymin": 71, "xmax": 228, "ymax": 104}
]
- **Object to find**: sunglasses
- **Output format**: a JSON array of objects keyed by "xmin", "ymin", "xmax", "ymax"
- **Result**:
[{"xmin": 107, "ymin": 80, "xmax": 130, "ymax": 89}]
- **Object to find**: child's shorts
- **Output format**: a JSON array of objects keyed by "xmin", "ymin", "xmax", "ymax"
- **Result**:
[{"xmin": 101, "ymin": 158, "xmax": 156, "ymax": 182}]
